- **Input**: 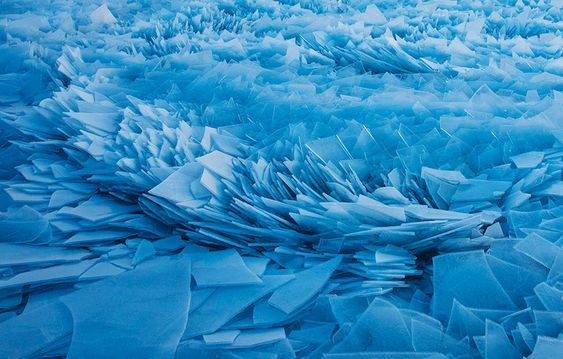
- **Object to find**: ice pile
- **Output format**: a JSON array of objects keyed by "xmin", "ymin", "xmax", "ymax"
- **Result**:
[{"xmin": 0, "ymin": 0, "xmax": 562, "ymax": 358}]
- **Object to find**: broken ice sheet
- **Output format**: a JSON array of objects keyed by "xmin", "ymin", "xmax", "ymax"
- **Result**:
[
  {"xmin": 131, "ymin": 239, "xmax": 156, "ymax": 266},
  {"xmin": 152, "ymin": 235, "xmax": 186, "ymax": 252},
  {"xmin": 79, "ymin": 261, "xmax": 126, "ymax": 281},
  {"xmin": 148, "ymin": 162, "xmax": 206, "ymax": 203},
  {"xmin": 227, "ymin": 328, "xmax": 286, "ymax": 348},
  {"xmin": 534, "ymin": 282, "xmax": 563, "ymax": 311},
  {"xmin": 183, "ymin": 274, "xmax": 294, "ymax": 338},
  {"xmin": 197, "ymin": 150, "xmax": 237, "ymax": 182},
  {"xmin": 60, "ymin": 255, "xmax": 191, "ymax": 358},
  {"xmin": 90, "ymin": 4, "xmax": 117, "ymax": 25},
  {"xmin": 268, "ymin": 256, "xmax": 341, "ymax": 315},
  {"xmin": 325, "ymin": 354, "xmax": 448, "ymax": 359},
  {"xmin": 57, "ymin": 196, "xmax": 138, "ymax": 223},
  {"xmin": 486, "ymin": 254, "xmax": 544, "ymax": 307},
  {"xmin": 329, "ymin": 295, "xmax": 370, "ymax": 325},
  {"xmin": 289, "ymin": 323, "xmax": 336, "ymax": 345},
  {"xmin": 432, "ymin": 251, "xmax": 516, "ymax": 322},
  {"xmin": 252, "ymin": 299, "xmax": 294, "ymax": 326},
  {"xmin": 202, "ymin": 330, "xmax": 240, "ymax": 346},
  {"xmin": 1, "ymin": 0, "xmax": 562, "ymax": 357},
  {"xmin": 306, "ymin": 136, "xmax": 351, "ymax": 163},
  {"xmin": 527, "ymin": 336, "xmax": 563, "ymax": 359},
  {"xmin": 0, "ymin": 302, "xmax": 73, "ymax": 358},
  {"xmin": 190, "ymin": 249, "xmax": 263, "ymax": 287},
  {"xmin": 410, "ymin": 314, "xmax": 453, "ymax": 353},
  {"xmin": 330, "ymin": 298, "xmax": 414, "ymax": 353},
  {"xmin": 450, "ymin": 179, "xmax": 512, "ymax": 202},
  {"xmin": 242, "ymin": 256, "xmax": 270, "ymax": 276},
  {"xmin": 64, "ymin": 229, "xmax": 137, "ymax": 246},
  {"xmin": 509, "ymin": 151, "xmax": 544, "ymax": 169},
  {"xmin": 0, "ymin": 258, "xmax": 97, "ymax": 290},
  {"xmin": 483, "ymin": 319, "xmax": 521, "ymax": 359},
  {"xmin": 0, "ymin": 243, "xmax": 90, "ymax": 267},
  {"xmin": 0, "ymin": 206, "xmax": 51, "ymax": 243},
  {"xmin": 197, "ymin": 328, "xmax": 288, "ymax": 350},
  {"xmin": 514, "ymin": 233, "xmax": 560, "ymax": 269}
]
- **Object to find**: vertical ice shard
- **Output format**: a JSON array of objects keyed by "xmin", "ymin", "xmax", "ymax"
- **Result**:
[{"xmin": 90, "ymin": 4, "xmax": 117, "ymax": 25}]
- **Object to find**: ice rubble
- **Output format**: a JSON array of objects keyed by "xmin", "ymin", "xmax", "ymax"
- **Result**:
[{"xmin": 0, "ymin": 0, "xmax": 562, "ymax": 358}]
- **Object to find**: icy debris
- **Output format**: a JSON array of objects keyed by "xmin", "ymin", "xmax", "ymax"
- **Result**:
[{"xmin": 0, "ymin": 0, "xmax": 561, "ymax": 357}]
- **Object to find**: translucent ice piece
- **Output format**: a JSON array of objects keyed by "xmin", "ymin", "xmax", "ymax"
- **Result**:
[
  {"xmin": 190, "ymin": 249, "xmax": 262, "ymax": 287},
  {"xmin": 0, "ymin": 243, "xmax": 89, "ymax": 267},
  {"xmin": 268, "ymin": 256, "xmax": 341, "ymax": 314},
  {"xmin": 432, "ymin": 251, "xmax": 515, "ymax": 322},
  {"xmin": 242, "ymin": 256, "xmax": 270, "ymax": 276},
  {"xmin": 252, "ymin": 299, "xmax": 293, "ymax": 326},
  {"xmin": 0, "ymin": 206, "xmax": 50, "ymax": 243},
  {"xmin": 486, "ymin": 255, "xmax": 545, "ymax": 307},
  {"xmin": 331, "ymin": 298, "xmax": 414, "ymax": 353},
  {"xmin": 61, "ymin": 255, "xmax": 191, "ymax": 358},
  {"xmin": 203, "ymin": 330, "xmax": 240, "ymax": 345},
  {"xmin": 58, "ymin": 196, "xmax": 138, "ymax": 223},
  {"xmin": 184, "ymin": 274, "xmax": 294, "ymax": 338},
  {"xmin": 509, "ymin": 151, "xmax": 544, "ymax": 169},
  {"xmin": 329, "ymin": 295, "xmax": 370, "ymax": 324},
  {"xmin": 227, "ymin": 328, "xmax": 286, "ymax": 348},
  {"xmin": 514, "ymin": 233, "xmax": 560, "ymax": 269},
  {"xmin": 451, "ymin": 179, "xmax": 512, "ymax": 202},
  {"xmin": 484, "ymin": 320, "xmax": 520, "ymax": 359},
  {"xmin": 534, "ymin": 282, "xmax": 563, "ymax": 311},
  {"xmin": 0, "ymin": 302, "xmax": 72, "ymax": 358},
  {"xmin": 148, "ymin": 163, "xmax": 205, "ymax": 203},
  {"xmin": 64, "ymin": 229, "xmax": 136, "ymax": 246},
  {"xmin": 0, "ymin": 258, "xmax": 97, "ymax": 290},
  {"xmin": 325, "ymin": 354, "xmax": 447, "ymax": 359},
  {"xmin": 80, "ymin": 261, "xmax": 126, "ymax": 281},
  {"xmin": 197, "ymin": 150, "xmax": 236, "ymax": 182},
  {"xmin": 446, "ymin": 300, "xmax": 485, "ymax": 338},
  {"xmin": 90, "ymin": 4, "xmax": 117, "ymax": 25},
  {"xmin": 528, "ymin": 336, "xmax": 563, "ymax": 359},
  {"xmin": 131, "ymin": 239, "xmax": 156, "ymax": 266},
  {"xmin": 288, "ymin": 323, "xmax": 335, "ymax": 345}
]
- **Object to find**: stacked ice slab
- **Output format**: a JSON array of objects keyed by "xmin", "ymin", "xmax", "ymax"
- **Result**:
[{"xmin": 0, "ymin": 0, "xmax": 562, "ymax": 358}]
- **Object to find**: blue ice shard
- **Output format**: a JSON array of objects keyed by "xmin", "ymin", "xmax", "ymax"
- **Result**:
[
  {"xmin": 61, "ymin": 255, "xmax": 191, "ymax": 358},
  {"xmin": 0, "ymin": 0, "xmax": 561, "ymax": 357}
]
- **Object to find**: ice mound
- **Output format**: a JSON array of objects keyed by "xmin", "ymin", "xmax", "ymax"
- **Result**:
[{"xmin": 0, "ymin": 0, "xmax": 561, "ymax": 358}]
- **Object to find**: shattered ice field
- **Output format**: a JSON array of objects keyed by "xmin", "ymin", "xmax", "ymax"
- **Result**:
[{"xmin": 0, "ymin": 0, "xmax": 562, "ymax": 358}]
